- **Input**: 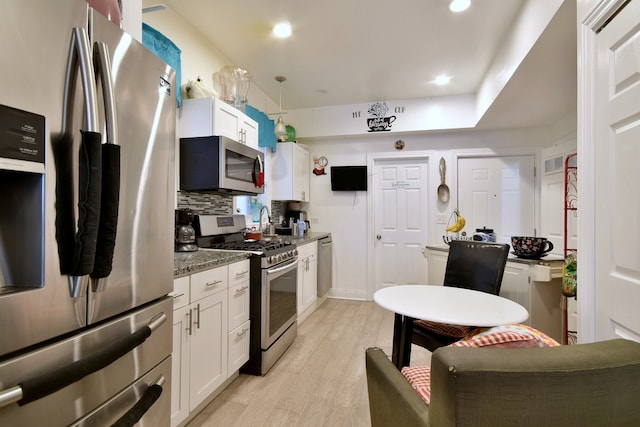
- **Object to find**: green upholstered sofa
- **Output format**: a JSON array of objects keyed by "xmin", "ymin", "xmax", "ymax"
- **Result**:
[{"xmin": 366, "ymin": 339, "xmax": 640, "ymax": 427}]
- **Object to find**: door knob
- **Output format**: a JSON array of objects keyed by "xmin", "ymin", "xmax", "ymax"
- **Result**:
[{"xmin": 376, "ymin": 234, "xmax": 381, "ymax": 240}]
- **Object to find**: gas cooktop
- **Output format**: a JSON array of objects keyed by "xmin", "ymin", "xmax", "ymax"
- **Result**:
[
  {"xmin": 194, "ymin": 214, "xmax": 297, "ymax": 265},
  {"xmin": 197, "ymin": 238, "xmax": 293, "ymax": 254}
]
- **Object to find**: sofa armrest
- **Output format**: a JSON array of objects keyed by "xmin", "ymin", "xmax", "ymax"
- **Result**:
[
  {"xmin": 429, "ymin": 339, "xmax": 640, "ymax": 427},
  {"xmin": 365, "ymin": 347, "xmax": 430, "ymax": 427}
]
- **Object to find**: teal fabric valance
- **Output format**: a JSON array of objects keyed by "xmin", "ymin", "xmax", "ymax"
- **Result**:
[
  {"xmin": 245, "ymin": 105, "xmax": 276, "ymax": 152},
  {"xmin": 142, "ymin": 23, "xmax": 182, "ymax": 107}
]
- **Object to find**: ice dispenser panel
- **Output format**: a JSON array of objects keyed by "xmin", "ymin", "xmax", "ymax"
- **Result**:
[{"xmin": 0, "ymin": 105, "xmax": 44, "ymax": 294}]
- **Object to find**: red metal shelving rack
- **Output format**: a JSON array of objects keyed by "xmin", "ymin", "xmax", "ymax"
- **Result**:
[
  {"xmin": 564, "ymin": 153, "xmax": 578, "ymax": 255},
  {"xmin": 563, "ymin": 153, "xmax": 578, "ymax": 344}
]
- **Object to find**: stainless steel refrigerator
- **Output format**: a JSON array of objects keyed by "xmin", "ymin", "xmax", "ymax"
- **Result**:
[{"xmin": 0, "ymin": 0, "xmax": 175, "ymax": 424}]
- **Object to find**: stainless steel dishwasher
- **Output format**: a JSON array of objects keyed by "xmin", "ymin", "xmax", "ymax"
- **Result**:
[{"xmin": 317, "ymin": 235, "xmax": 333, "ymax": 297}]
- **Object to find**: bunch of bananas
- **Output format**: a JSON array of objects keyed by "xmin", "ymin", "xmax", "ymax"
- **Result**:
[{"xmin": 445, "ymin": 209, "xmax": 466, "ymax": 233}]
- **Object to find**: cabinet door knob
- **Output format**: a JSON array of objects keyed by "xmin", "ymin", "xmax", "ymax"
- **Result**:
[{"xmin": 376, "ymin": 234, "xmax": 382, "ymax": 240}]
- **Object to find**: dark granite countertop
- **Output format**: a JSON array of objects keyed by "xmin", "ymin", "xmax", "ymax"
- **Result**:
[
  {"xmin": 174, "ymin": 250, "xmax": 250, "ymax": 278},
  {"xmin": 286, "ymin": 231, "xmax": 331, "ymax": 245},
  {"xmin": 174, "ymin": 232, "xmax": 331, "ymax": 278}
]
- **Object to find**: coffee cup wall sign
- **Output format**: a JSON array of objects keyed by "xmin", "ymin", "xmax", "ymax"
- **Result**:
[{"xmin": 367, "ymin": 101, "xmax": 396, "ymax": 132}]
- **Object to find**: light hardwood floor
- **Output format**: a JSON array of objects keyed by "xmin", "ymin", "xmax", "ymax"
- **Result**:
[{"xmin": 186, "ymin": 298, "xmax": 431, "ymax": 427}]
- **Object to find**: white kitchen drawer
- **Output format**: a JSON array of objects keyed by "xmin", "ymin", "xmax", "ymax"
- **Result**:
[
  {"xmin": 531, "ymin": 264, "xmax": 563, "ymax": 282},
  {"xmin": 228, "ymin": 259, "xmax": 250, "ymax": 287},
  {"xmin": 228, "ymin": 280, "xmax": 250, "ymax": 331},
  {"xmin": 228, "ymin": 320, "xmax": 250, "ymax": 376},
  {"xmin": 297, "ymin": 241, "xmax": 316, "ymax": 259},
  {"xmin": 172, "ymin": 276, "xmax": 190, "ymax": 310},
  {"xmin": 191, "ymin": 265, "xmax": 228, "ymax": 301}
]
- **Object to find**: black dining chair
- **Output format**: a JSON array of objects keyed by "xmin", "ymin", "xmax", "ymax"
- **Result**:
[{"xmin": 412, "ymin": 240, "xmax": 510, "ymax": 353}]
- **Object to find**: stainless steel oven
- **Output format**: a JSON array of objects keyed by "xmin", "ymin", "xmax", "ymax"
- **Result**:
[{"xmin": 262, "ymin": 257, "xmax": 298, "ymax": 349}]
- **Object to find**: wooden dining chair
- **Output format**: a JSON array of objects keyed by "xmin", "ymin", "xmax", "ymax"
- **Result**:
[{"xmin": 412, "ymin": 240, "xmax": 510, "ymax": 352}]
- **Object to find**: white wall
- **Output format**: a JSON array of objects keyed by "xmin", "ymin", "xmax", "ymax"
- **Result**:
[{"xmin": 301, "ymin": 125, "xmax": 558, "ymax": 300}]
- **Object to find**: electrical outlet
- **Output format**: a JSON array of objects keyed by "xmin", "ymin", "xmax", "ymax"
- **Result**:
[
  {"xmin": 310, "ymin": 217, "xmax": 320, "ymax": 224},
  {"xmin": 436, "ymin": 215, "xmax": 447, "ymax": 224}
]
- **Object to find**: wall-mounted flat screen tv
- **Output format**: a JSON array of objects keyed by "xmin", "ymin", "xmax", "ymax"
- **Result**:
[{"xmin": 330, "ymin": 166, "xmax": 367, "ymax": 191}]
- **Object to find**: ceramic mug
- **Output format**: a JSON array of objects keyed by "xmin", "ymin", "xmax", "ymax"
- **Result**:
[{"xmin": 511, "ymin": 236, "xmax": 554, "ymax": 258}]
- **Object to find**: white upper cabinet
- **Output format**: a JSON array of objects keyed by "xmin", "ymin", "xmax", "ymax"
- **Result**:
[
  {"xmin": 271, "ymin": 142, "xmax": 310, "ymax": 201},
  {"xmin": 180, "ymin": 97, "xmax": 259, "ymax": 149}
]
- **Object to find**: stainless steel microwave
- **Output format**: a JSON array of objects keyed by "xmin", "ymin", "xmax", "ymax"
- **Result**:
[{"xmin": 180, "ymin": 135, "xmax": 264, "ymax": 195}]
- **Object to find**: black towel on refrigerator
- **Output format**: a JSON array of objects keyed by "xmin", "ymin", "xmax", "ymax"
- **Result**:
[
  {"xmin": 53, "ymin": 132, "xmax": 75, "ymax": 275},
  {"xmin": 92, "ymin": 143, "xmax": 120, "ymax": 279},
  {"xmin": 72, "ymin": 130, "xmax": 102, "ymax": 276}
]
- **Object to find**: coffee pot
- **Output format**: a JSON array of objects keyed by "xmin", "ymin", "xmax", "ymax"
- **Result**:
[{"xmin": 175, "ymin": 209, "xmax": 198, "ymax": 252}]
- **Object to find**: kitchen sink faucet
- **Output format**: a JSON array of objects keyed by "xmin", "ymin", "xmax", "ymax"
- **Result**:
[{"xmin": 259, "ymin": 205, "xmax": 271, "ymax": 234}]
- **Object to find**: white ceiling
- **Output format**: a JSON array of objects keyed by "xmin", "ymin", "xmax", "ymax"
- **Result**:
[{"xmin": 149, "ymin": 0, "xmax": 576, "ymax": 130}]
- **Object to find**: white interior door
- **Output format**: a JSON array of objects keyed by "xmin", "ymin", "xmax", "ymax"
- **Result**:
[
  {"xmin": 540, "ymin": 151, "xmax": 567, "ymax": 256},
  {"xmin": 594, "ymin": 0, "xmax": 640, "ymax": 341},
  {"xmin": 458, "ymin": 156, "xmax": 535, "ymax": 243},
  {"xmin": 373, "ymin": 158, "xmax": 429, "ymax": 292}
]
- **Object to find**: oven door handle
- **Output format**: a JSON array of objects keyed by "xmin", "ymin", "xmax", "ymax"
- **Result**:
[
  {"xmin": 0, "ymin": 313, "xmax": 167, "ymax": 408},
  {"xmin": 266, "ymin": 257, "xmax": 298, "ymax": 275},
  {"xmin": 111, "ymin": 375, "xmax": 165, "ymax": 427}
]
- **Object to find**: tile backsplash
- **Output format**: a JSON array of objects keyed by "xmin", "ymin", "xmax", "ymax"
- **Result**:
[
  {"xmin": 177, "ymin": 191, "xmax": 291, "ymax": 226},
  {"xmin": 177, "ymin": 191, "xmax": 233, "ymax": 215}
]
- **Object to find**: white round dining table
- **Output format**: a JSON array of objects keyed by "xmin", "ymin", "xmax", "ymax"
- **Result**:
[{"xmin": 373, "ymin": 285, "xmax": 529, "ymax": 368}]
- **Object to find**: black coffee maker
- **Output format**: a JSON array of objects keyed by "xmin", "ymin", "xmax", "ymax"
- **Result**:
[
  {"xmin": 285, "ymin": 210, "xmax": 310, "ymax": 233},
  {"xmin": 175, "ymin": 209, "xmax": 198, "ymax": 252}
]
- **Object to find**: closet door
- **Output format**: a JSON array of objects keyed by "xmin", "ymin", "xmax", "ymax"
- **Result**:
[
  {"xmin": 593, "ymin": 0, "xmax": 640, "ymax": 341},
  {"xmin": 458, "ymin": 156, "xmax": 535, "ymax": 243}
]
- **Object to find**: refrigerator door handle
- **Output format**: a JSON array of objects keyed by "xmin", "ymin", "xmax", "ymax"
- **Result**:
[
  {"xmin": 90, "ymin": 41, "xmax": 121, "ymax": 299},
  {"xmin": 93, "ymin": 41, "xmax": 118, "ymax": 147},
  {"xmin": 55, "ymin": 27, "xmax": 102, "ymax": 299},
  {"xmin": 62, "ymin": 27, "xmax": 99, "ymax": 135},
  {"xmin": 0, "ymin": 313, "xmax": 167, "ymax": 408}
]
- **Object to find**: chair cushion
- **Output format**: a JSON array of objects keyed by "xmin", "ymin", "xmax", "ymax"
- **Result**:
[
  {"xmin": 450, "ymin": 330, "xmax": 539, "ymax": 348},
  {"xmin": 402, "ymin": 325, "xmax": 560, "ymax": 405},
  {"xmin": 414, "ymin": 319, "xmax": 472, "ymax": 338},
  {"xmin": 401, "ymin": 365, "xmax": 432, "ymax": 405},
  {"xmin": 464, "ymin": 323, "xmax": 561, "ymax": 347}
]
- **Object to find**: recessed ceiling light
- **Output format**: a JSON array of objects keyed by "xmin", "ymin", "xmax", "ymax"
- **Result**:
[
  {"xmin": 273, "ymin": 22, "xmax": 292, "ymax": 38},
  {"xmin": 449, "ymin": 0, "xmax": 471, "ymax": 13},
  {"xmin": 434, "ymin": 75, "xmax": 451, "ymax": 85}
]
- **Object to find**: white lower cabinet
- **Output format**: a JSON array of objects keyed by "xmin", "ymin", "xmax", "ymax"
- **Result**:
[
  {"xmin": 171, "ymin": 277, "xmax": 190, "ymax": 427},
  {"xmin": 227, "ymin": 261, "xmax": 251, "ymax": 376},
  {"xmin": 228, "ymin": 319, "xmax": 250, "ymax": 375},
  {"xmin": 500, "ymin": 261, "xmax": 564, "ymax": 343},
  {"xmin": 171, "ymin": 259, "xmax": 250, "ymax": 427},
  {"xmin": 425, "ymin": 248, "xmax": 448, "ymax": 285},
  {"xmin": 297, "ymin": 241, "xmax": 318, "ymax": 323},
  {"xmin": 188, "ymin": 290, "xmax": 227, "ymax": 411}
]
